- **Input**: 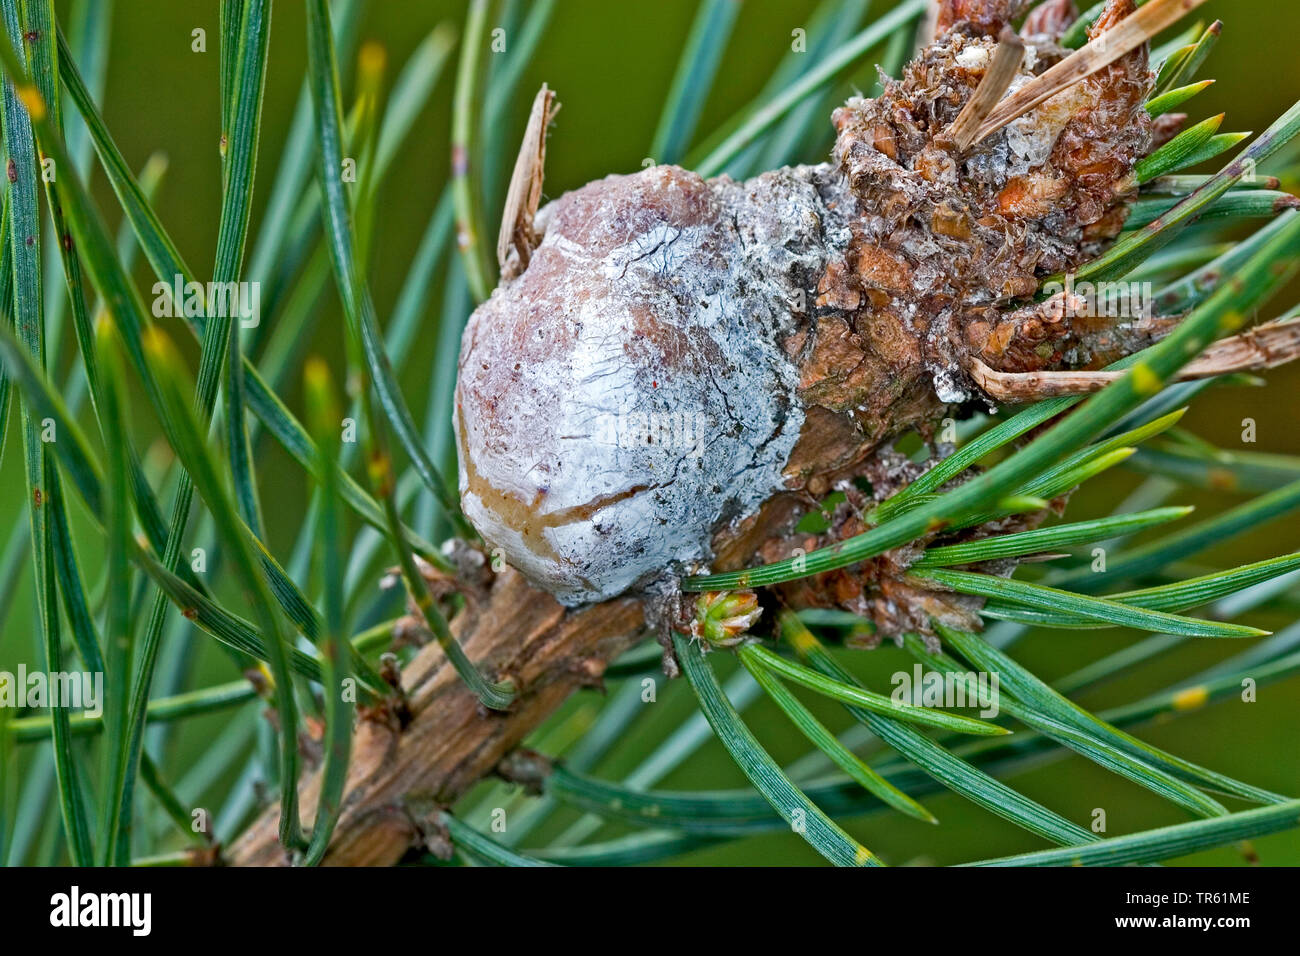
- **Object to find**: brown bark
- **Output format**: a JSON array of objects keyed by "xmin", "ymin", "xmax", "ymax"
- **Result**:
[
  {"xmin": 228, "ymin": 567, "xmax": 643, "ymax": 866},
  {"xmin": 228, "ymin": 0, "xmax": 1235, "ymax": 868}
]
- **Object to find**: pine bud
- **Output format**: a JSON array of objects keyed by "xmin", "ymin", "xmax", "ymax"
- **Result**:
[{"xmin": 691, "ymin": 591, "xmax": 762, "ymax": 649}]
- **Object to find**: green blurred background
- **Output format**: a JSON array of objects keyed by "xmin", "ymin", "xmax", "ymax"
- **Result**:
[{"xmin": 2, "ymin": 0, "xmax": 1297, "ymax": 865}]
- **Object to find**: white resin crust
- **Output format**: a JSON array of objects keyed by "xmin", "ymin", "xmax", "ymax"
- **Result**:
[{"xmin": 455, "ymin": 165, "xmax": 832, "ymax": 605}]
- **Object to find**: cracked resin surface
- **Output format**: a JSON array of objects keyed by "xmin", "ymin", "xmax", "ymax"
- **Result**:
[
  {"xmin": 457, "ymin": 0, "xmax": 1163, "ymax": 614},
  {"xmin": 455, "ymin": 165, "xmax": 821, "ymax": 604}
]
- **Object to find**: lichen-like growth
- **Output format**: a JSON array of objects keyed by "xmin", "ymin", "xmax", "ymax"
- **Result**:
[
  {"xmin": 457, "ymin": 0, "xmax": 1167, "ymax": 618},
  {"xmin": 456, "ymin": 166, "xmax": 810, "ymax": 603}
]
